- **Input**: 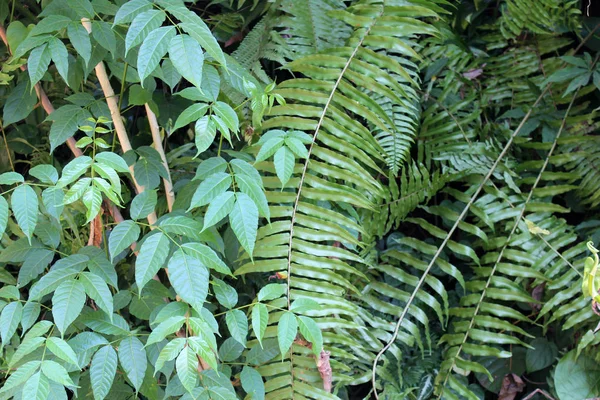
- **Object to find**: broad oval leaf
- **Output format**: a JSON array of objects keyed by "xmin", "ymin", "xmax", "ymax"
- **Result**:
[
  {"xmin": 229, "ymin": 193, "xmax": 258, "ymax": 257},
  {"xmin": 277, "ymin": 312, "xmax": 297, "ymax": 359},
  {"xmin": 11, "ymin": 185, "xmax": 38, "ymax": 244},
  {"xmin": 137, "ymin": 26, "xmax": 176, "ymax": 83},
  {"xmin": 52, "ymin": 278, "xmax": 86, "ymax": 336},
  {"xmin": 91, "ymin": 345, "xmax": 118, "ymax": 400},
  {"xmin": 109, "ymin": 220, "xmax": 140, "ymax": 261},
  {"xmin": 169, "ymin": 34, "xmax": 204, "ymax": 89},
  {"xmin": 167, "ymin": 249, "xmax": 209, "ymax": 312},
  {"xmin": 118, "ymin": 336, "xmax": 147, "ymax": 392},
  {"xmin": 135, "ymin": 232, "xmax": 171, "ymax": 294}
]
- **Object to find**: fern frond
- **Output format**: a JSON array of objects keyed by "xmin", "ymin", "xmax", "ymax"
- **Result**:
[
  {"xmin": 234, "ymin": 1, "xmax": 440, "ymax": 397},
  {"xmin": 367, "ymin": 163, "xmax": 448, "ymax": 238},
  {"xmin": 499, "ymin": 0, "xmax": 581, "ymax": 40},
  {"xmin": 277, "ymin": 0, "xmax": 351, "ymax": 62}
]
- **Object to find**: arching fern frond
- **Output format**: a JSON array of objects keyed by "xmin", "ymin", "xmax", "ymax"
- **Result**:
[
  {"xmin": 277, "ymin": 0, "xmax": 351, "ymax": 61},
  {"xmin": 499, "ymin": 0, "xmax": 581, "ymax": 40},
  {"xmin": 234, "ymin": 1, "xmax": 441, "ymax": 397}
]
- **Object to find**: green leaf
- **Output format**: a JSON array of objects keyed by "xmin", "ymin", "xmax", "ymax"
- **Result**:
[
  {"xmin": 194, "ymin": 115, "xmax": 217, "ymax": 155},
  {"xmin": 91, "ymin": 345, "xmax": 118, "ymax": 400},
  {"xmin": 218, "ymin": 337, "xmax": 244, "ymax": 362},
  {"xmin": 22, "ymin": 371, "xmax": 50, "ymax": 400},
  {"xmin": 40, "ymin": 360, "xmax": 75, "ymax": 386},
  {"xmin": 225, "ymin": 309, "xmax": 248, "ymax": 347},
  {"xmin": 167, "ymin": 249, "xmax": 209, "ymax": 312},
  {"xmin": 277, "ymin": 312, "xmax": 297, "ymax": 359},
  {"xmin": 212, "ymin": 101, "xmax": 239, "ymax": 133},
  {"xmin": 251, "ymin": 303, "xmax": 268, "ymax": 348},
  {"xmin": 0, "ymin": 301, "xmax": 22, "ymax": 346},
  {"xmin": 95, "ymin": 152, "xmax": 130, "ymax": 173},
  {"xmin": 20, "ymin": 301, "xmax": 40, "ymax": 333},
  {"xmin": 189, "ymin": 172, "xmax": 232, "ymax": 209},
  {"xmin": 212, "ymin": 278, "xmax": 238, "ymax": 309},
  {"xmin": 29, "ymin": 165, "xmax": 59, "ymax": 184},
  {"xmin": 109, "ymin": 220, "xmax": 140, "ymax": 261},
  {"xmin": 240, "ymin": 366, "xmax": 265, "ymax": 400},
  {"xmin": 28, "ymin": 43, "xmax": 52, "ymax": 87},
  {"xmin": 125, "ymin": 10, "xmax": 166, "ymax": 55},
  {"xmin": 290, "ymin": 298, "xmax": 319, "ymax": 313},
  {"xmin": 48, "ymin": 38, "xmax": 69, "ymax": 84},
  {"xmin": 28, "ymin": 265, "xmax": 82, "ymax": 302},
  {"xmin": 136, "ymin": 232, "xmax": 171, "ymax": 293},
  {"xmin": 46, "ymin": 337, "xmax": 79, "ymax": 367},
  {"xmin": 234, "ymin": 174, "xmax": 269, "ymax": 220},
  {"xmin": 0, "ymin": 196, "xmax": 8, "ymax": 238},
  {"xmin": 255, "ymin": 137, "xmax": 284, "ymax": 163},
  {"xmin": 29, "ymin": 15, "xmax": 71, "ymax": 36},
  {"xmin": 67, "ymin": 24, "xmax": 91, "ymax": 65},
  {"xmin": 526, "ymin": 338, "xmax": 558, "ymax": 373},
  {"xmin": 114, "ymin": 0, "xmax": 153, "ymax": 25},
  {"xmin": 180, "ymin": 242, "xmax": 231, "ymax": 275},
  {"xmin": 52, "ymin": 278, "xmax": 86, "ymax": 336},
  {"xmin": 0, "ymin": 361, "xmax": 41, "ymax": 395},
  {"xmin": 80, "ymin": 272, "xmax": 113, "ymax": 318},
  {"xmin": 173, "ymin": 103, "xmax": 209, "ymax": 132},
  {"xmin": 118, "ymin": 336, "xmax": 147, "ymax": 392},
  {"xmin": 0, "ymin": 171, "xmax": 24, "ymax": 184},
  {"xmin": 137, "ymin": 26, "xmax": 176, "ymax": 83},
  {"xmin": 229, "ymin": 193, "xmax": 258, "ymax": 257},
  {"xmin": 274, "ymin": 146, "xmax": 295, "ymax": 188},
  {"xmin": 257, "ymin": 284, "xmax": 286, "ymax": 302},
  {"xmin": 92, "ymin": 21, "xmax": 116, "ymax": 56},
  {"xmin": 11, "ymin": 185, "xmax": 38, "ymax": 243},
  {"xmin": 555, "ymin": 350, "xmax": 600, "ymax": 400},
  {"xmin": 57, "ymin": 155, "xmax": 93, "ymax": 187},
  {"xmin": 178, "ymin": 20, "xmax": 226, "ymax": 67},
  {"xmin": 188, "ymin": 336, "xmax": 218, "ymax": 371},
  {"xmin": 42, "ymin": 187, "xmax": 64, "ymax": 221},
  {"xmin": 49, "ymin": 105, "xmax": 92, "ymax": 153},
  {"xmin": 194, "ymin": 157, "xmax": 228, "ymax": 181},
  {"xmin": 2, "ymin": 80, "xmax": 38, "ymax": 126},
  {"xmin": 176, "ymin": 345, "xmax": 198, "ymax": 393},
  {"xmin": 154, "ymin": 338, "xmax": 185, "ymax": 374},
  {"xmin": 146, "ymin": 316, "xmax": 185, "ymax": 346},
  {"xmin": 82, "ymin": 184, "xmax": 102, "ymax": 222},
  {"xmin": 297, "ymin": 316, "xmax": 323, "ymax": 356},
  {"xmin": 203, "ymin": 191, "xmax": 235, "ymax": 230},
  {"xmin": 8, "ymin": 337, "xmax": 45, "ymax": 369},
  {"xmin": 131, "ymin": 190, "xmax": 157, "ymax": 220},
  {"xmin": 169, "ymin": 34, "xmax": 204, "ymax": 89}
]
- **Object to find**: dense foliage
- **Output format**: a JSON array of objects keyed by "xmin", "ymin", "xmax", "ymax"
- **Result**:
[{"xmin": 1, "ymin": 0, "xmax": 600, "ymax": 399}]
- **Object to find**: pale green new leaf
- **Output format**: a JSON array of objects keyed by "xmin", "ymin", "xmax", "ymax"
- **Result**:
[
  {"xmin": 257, "ymin": 284, "xmax": 286, "ymax": 302},
  {"xmin": 154, "ymin": 338, "xmax": 185, "ymax": 374},
  {"xmin": 146, "ymin": 316, "xmax": 186, "ymax": 346},
  {"xmin": 298, "ymin": 316, "xmax": 323, "ymax": 356}
]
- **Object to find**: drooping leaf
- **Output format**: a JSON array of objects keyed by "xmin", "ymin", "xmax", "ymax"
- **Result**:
[
  {"xmin": 46, "ymin": 337, "xmax": 79, "ymax": 367},
  {"xmin": 277, "ymin": 312, "xmax": 297, "ymax": 359},
  {"xmin": 108, "ymin": 220, "xmax": 140, "ymax": 261},
  {"xmin": 226, "ymin": 309, "xmax": 248, "ymax": 347},
  {"xmin": 125, "ymin": 10, "xmax": 166, "ymax": 55},
  {"xmin": 11, "ymin": 185, "xmax": 38, "ymax": 243},
  {"xmin": 118, "ymin": 336, "xmax": 147, "ymax": 392},
  {"xmin": 169, "ymin": 34, "xmax": 204, "ymax": 89},
  {"xmin": 52, "ymin": 278, "xmax": 86, "ymax": 336},
  {"xmin": 251, "ymin": 303, "xmax": 268, "ymax": 348},
  {"xmin": 229, "ymin": 193, "xmax": 258, "ymax": 257},
  {"xmin": 90, "ymin": 345, "xmax": 118, "ymax": 400},
  {"xmin": 240, "ymin": 366, "xmax": 265, "ymax": 400},
  {"xmin": 0, "ymin": 301, "xmax": 23, "ymax": 346},
  {"xmin": 137, "ymin": 26, "xmax": 176, "ymax": 83},
  {"xmin": 28, "ymin": 43, "xmax": 52, "ymax": 87},
  {"xmin": 135, "ymin": 232, "xmax": 171, "ymax": 294},
  {"xmin": 176, "ymin": 345, "xmax": 198, "ymax": 393},
  {"xmin": 167, "ymin": 249, "xmax": 209, "ymax": 312}
]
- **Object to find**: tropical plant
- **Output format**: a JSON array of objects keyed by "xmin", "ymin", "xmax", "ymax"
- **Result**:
[{"xmin": 1, "ymin": 0, "xmax": 600, "ymax": 399}]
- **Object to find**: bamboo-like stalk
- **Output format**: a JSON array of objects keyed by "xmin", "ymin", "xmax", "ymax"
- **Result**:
[
  {"xmin": 81, "ymin": 18, "xmax": 158, "ymax": 225},
  {"xmin": 145, "ymin": 104, "xmax": 175, "ymax": 212}
]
